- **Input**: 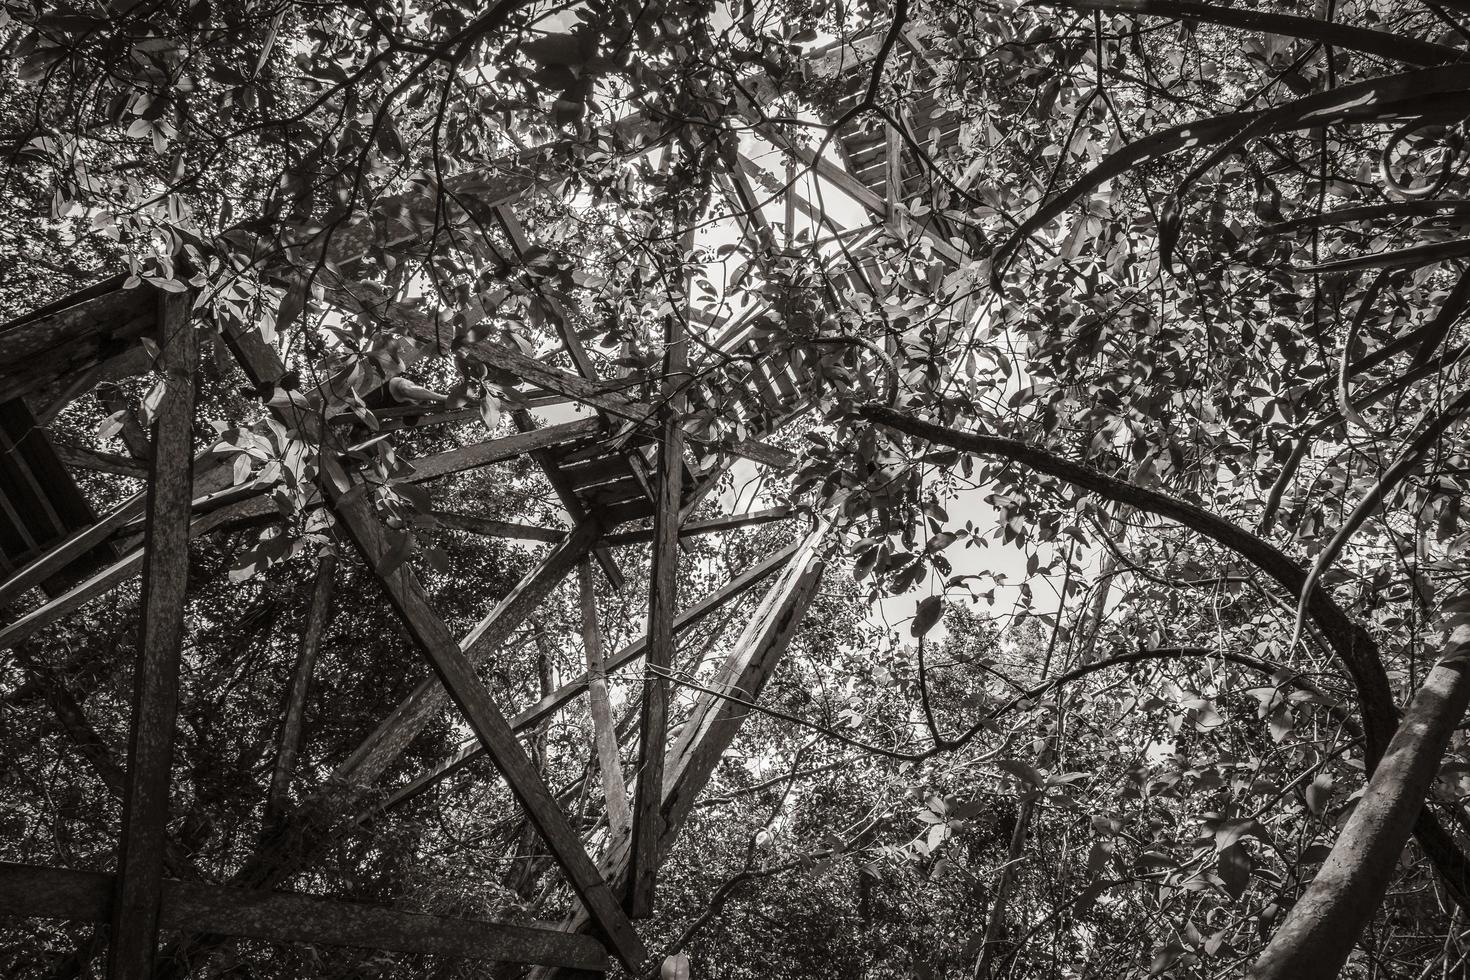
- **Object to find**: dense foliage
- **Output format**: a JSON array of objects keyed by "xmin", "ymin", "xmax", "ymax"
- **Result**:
[{"xmin": 6, "ymin": 0, "xmax": 1470, "ymax": 977}]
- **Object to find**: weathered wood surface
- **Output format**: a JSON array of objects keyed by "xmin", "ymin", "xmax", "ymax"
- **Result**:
[
  {"xmin": 372, "ymin": 541, "xmax": 798, "ymax": 814},
  {"xmin": 602, "ymin": 506, "xmax": 794, "ymax": 546},
  {"xmin": 528, "ymin": 524, "xmax": 829, "ymax": 980},
  {"xmin": 580, "ymin": 560, "xmax": 632, "ymax": 843},
  {"xmin": 0, "ymin": 862, "xmax": 608, "ymax": 970},
  {"xmin": 265, "ymin": 553, "xmax": 337, "ymax": 825},
  {"xmin": 628, "ymin": 410, "xmax": 685, "ymax": 915},
  {"xmin": 659, "ymin": 528, "xmax": 828, "ymax": 837},
  {"xmin": 328, "ymin": 485, "xmax": 647, "ymax": 971},
  {"xmin": 336, "ymin": 518, "xmax": 601, "ymax": 789},
  {"xmin": 0, "ymin": 279, "xmax": 155, "ymax": 403},
  {"xmin": 107, "ymin": 289, "xmax": 197, "ymax": 980},
  {"xmin": 436, "ymin": 511, "xmax": 568, "ymax": 542}
]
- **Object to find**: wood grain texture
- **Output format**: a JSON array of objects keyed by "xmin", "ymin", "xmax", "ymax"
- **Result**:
[
  {"xmin": 336, "ymin": 517, "xmax": 601, "ymax": 789},
  {"xmin": 108, "ymin": 288, "xmax": 197, "ymax": 980},
  {"xmin": 371, "ymin": 542, "xmax": 798, "ymax": 815},
  {"xmin": 266, "ymin": 553, "xmax": 337, "ymax": 825},
  {"xmin": 329, "ymin": 487, "xmax": 647, "ymax": 971},
  {"xmin": 580, "ymin": 560, "xmax": 632, "ymax": 843}
]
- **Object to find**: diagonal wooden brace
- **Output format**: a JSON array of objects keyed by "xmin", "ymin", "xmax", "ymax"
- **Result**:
[{"xmin": 328, "ymin": 485, "xmax": 648, "ymax": 972}]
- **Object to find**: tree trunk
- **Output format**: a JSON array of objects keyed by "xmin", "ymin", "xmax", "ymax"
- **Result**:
[{"xmin": 1249, "ymin": 620, "xmax": 1470, "ymax": 979}]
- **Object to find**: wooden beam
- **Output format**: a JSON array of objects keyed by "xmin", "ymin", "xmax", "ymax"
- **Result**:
[
  {"xmin": 579, "ymin": 560, "xmax": 632, "ymax": 844},
  {"xmin": 719, "ymin": 164, "xmax": 778, "ymax": 256},
  {"xmin": 328, "ymin": 486, "xmax": 648, "ymax": 972},
  {"xmin": 659, "ymin": 533, "xmax": 827, "ymax": 836},
  {"xmin": 628, "ymin": 300, "xmax": 688, "ymax": 915},
  {"xmin": 0, "ymin": 491, "xmax": 143, "ymax": 608},
  {"xmin": 603, "ymin": 506, "xmax": 794, "ymax": 546},
  {"xmin": 435, "ymin": 511, "xmax": 568, "ymax": 543},
  {"xmin": 371, "ymin": 541, "xmax": 798, "ymax": 814},
  {"xmin": 884, "ymin": 122, "xmax": 902, "ymax": 224},
  {"xmin": 108, "ymin": 289, "xmax": 197, "ymax": 980},
  {"xmin": 528, "ymin": 524, "xmax": 829, "ymax": 980},
  {"xmin": 265, "ymin": 553, "xmax": 337, "ymax": 826},
  {"xmin": 52, "ymin": 442, "xmax": 149, "ymax": 479},
  {"xmin": 335, "ymin": 518, "xmax": 601, "ymax": 789},
  {"xmin": 0, "ymin": 862, "xmax": 608, "ymax": 970}
]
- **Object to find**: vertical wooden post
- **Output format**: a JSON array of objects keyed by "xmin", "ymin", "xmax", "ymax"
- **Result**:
[
  {"xmin": 265, "ymin": 552, "xmax": 336, "ymax": 826},
  {"xmin": 580, "ymin": 560, "xmax": 632, "ymax": 843},
  {"xmin": 107, "ymin": 288, "xmax": 196, "ymax": 980},
  {"xmin": 627, "ymin": 233, "xmax": 690, "ymax": 917}
]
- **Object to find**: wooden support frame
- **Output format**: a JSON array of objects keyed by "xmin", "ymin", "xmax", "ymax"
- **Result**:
[
  {"xmin": 658, "ymin": 526, "xmax": 828, "ymax": 836},
  {"xmin": 328, "ymin": 485, "xmax": 648, "ymax": 971},
  {"xmin": 579, "ymin": 559, "xmax": 632, "ymax": 843},
  {"xmin": 884, "ymin": 122, "xmax": 903, "ymax": 223},
  {"xmin": 369, "ymin": 541, "xmax": 798, "ymax": 815},
  {"xmin": 0, "ymin": 862, "xmax": 608, "ymax": 971},
  {"xmin": 108, "ymin": 289, "xmax": 197, "ymax": 980},
  {"xmin": 627, "ymin": 237, "xmax": 694, "ymax": 915},
  {"xmin": 527, "ymin": 522, "xmax": 830, "ymax": 980},
  {"xmin": 0, "ymin": 35, "xmax": 917, "ymax": 974},
  {"xmin": 602, "ymin": 505, "xmax": 794, "ymax": 546},
  {"xmin": 336, "ymin": 517, "xmax": 602, "ymax": 789},
  {"xmin": 265, "ymin": 552, "xmax": 337, "ymax": 826}
]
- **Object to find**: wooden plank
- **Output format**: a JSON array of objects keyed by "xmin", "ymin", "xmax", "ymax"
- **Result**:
[
  {"xmin": 408, "ymin": 418, "xmax": 602, "ymax": 482},
  {"xmin": 0, "ymin": 862, "xmax": 608, "ymax": 970},
  {"xmin": 526, "ymin": 526, "xmax": 829, "ymax": 980},
  {"xmin": 603, "ymin": 506, "xmax": 794, "ymax": 546},
  {"xmin": 335, "ymin": 518, "xmax": 601, "ymax": 789},
  {"xmin": 0, "ymin": 491, "xmax": 143, "ymax": 608},
  {"xmin": 626, "ymin": 281, "xmax": 692, "ymax": 914},
  {"xmin": 435, "ymin": 511, "xmax": 567, "ymax": 543},
  {"xmin": 108, "ymin": 288, "xmax": 197, "ymax": 980},
  {"xmin": 328, "ymin": 486, "xmax": 648, "ymax": 972},
  {"xmin": 627, "ymin": 419, "xmax": 680, "ymax": 916},
  {"xmin": 660, "ymin": 545, "xmax": 827, "ymax": 836},
  {"xmin": 510, "ymin": 409, "xmax": 625, "ymax": 591},
  {"xmin": 52, "ymin": 442, "xmax": 150, "ymax": 479},
  {"xmin": 372, "ymin": 542, "xmax": 797, "ymax": 814},
  {"xmin": 265, "ymin": 553, "xmax": 337, "ymax": 826},
  {"xmin": 579, "ymin": 560, "xmax": 632, "ymax": 843}
]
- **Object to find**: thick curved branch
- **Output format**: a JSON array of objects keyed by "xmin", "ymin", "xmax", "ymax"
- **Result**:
[
  {"xmin": 1249, "ymin": 622, "xmax": 1470, "ymax": 980},
  {"xmin": 1033, "ymin": 0, "xmax": 1467, "ymax": 67},
  {"xmin": 858, "ymin": 403, "xmax": 1470, "ymax": 909}
]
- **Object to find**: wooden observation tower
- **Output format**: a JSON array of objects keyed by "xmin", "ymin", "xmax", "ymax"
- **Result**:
[{"xmin": 0, "ymin": 25, "xmax": 976, "ymax": 979}]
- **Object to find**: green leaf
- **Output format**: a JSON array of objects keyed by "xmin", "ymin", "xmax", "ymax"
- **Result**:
[{"xmin": 911, "ymin": 595, "xmax": 943, "ymax": 637}]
